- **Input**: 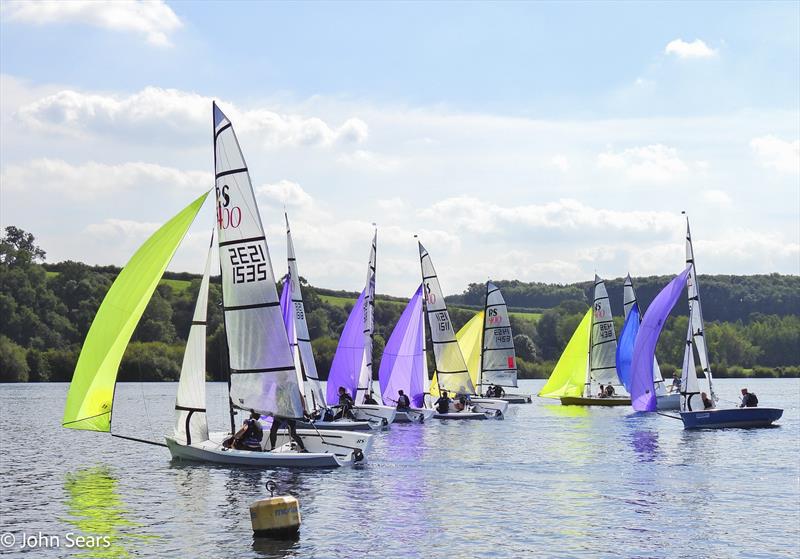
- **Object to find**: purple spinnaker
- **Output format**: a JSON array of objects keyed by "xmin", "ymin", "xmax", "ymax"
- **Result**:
[
  {"xmin": 326, "ymin": 289, "xmax": 367, "ymax": 405},
  {"xmin": 279, "ymin": 275, "xmax": 294, "ymax": 343},
  {"xmin": 631, "ymin": 266, "xmax": 691, "ymax": 411},
  {"xmin": 379, "ymin": 285, "xmax": 426, "ymax": 408}
]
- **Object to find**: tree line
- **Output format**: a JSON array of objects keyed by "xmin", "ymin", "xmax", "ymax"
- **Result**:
[{"xmin": 1, "ymin": 226, "xmax": 797, "ymax": 383}]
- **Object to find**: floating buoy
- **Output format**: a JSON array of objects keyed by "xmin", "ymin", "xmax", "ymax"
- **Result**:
[{"xmin": 250, "ymin": 481, "xmax": 301, "ymax": 539}]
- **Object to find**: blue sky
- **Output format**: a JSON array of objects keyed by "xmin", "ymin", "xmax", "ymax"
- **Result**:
[{"xmin": 1, "ymin": 1, "xmax": 798, "ymax": 296}]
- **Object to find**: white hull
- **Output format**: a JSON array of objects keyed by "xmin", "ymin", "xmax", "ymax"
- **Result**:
[
  {"xmin": 471, "ymin": 397, "xmax": 509, "ymax": 417},
  {"xmin": 166, "ymin": 429, "xmax": 374, "ymax": 469},
  {"xmin": 433, "ymin": 410, "xmax": 488, "ymax": 420},
  {"xmin": 296, "ymin": 418, "xmax": 379, "ymax": 431},
  {"xmin": 394, "ymin": 407, "xmax": 435, "ymax": 423},
  {"xmin": 352, "ymin": 404, "xmax": 396, "ymax": 426},
  {"xmin": 496, "ymin": 393, "xmax": 532, "ymax": 404},
  {"xmin": 656, "ymin": 393, "xmax": 680, "ymax": 410}
]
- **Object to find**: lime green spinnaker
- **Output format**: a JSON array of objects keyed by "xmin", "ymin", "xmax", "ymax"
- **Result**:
[
  {"xmin": 62, "ymin": 192, "xmax": 208, "ymax": 432},
  {"xmin": 428, "ymin": 311, "xmax": 483, "ymax": 399},
  {"xmin": 538, "ymin": 309, "xmax": 591, "ymax": 398}
]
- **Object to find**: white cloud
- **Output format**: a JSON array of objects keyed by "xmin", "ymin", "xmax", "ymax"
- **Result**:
[
  {"xmin": 551, "ymin": 154, "xmax": 570, "ymax": 172},
  {"xmin": 15, "ymin": 86, "xmax": 369, "ymax": 148},
  {"xmin": 597, "ymin": 144, "xmax": 689, "ymax": 182},
  {"xmin": 0, "ymin": 158, "xmax": 210, "ymax": 199},
  {"xmin": 2, "ymin": 0, "xmax": 182, "ymax": 47},
  {"xmin": 377, "ymin": 197, "xmax": 407, "ymax": 211},
  {"xmin": 701, "ymin": 189, "xmax": 733, "ymax": 208},
  {"xmin": 85, "ymin": 218, "xmax": 160, "ymax": 238},
  {"xmin": 750, "ymin": 135, "xmax": 800, "ymax": 174},
  {"xmin": 664, "ymin": 38, "xmax": 717, "ymax": 59},
  {"xmin": 337, "ymin": 149, "xmax": 400, "ymax": 172},
  {"xmin": 256, "ymin": 180, "xmax": 313, "ymax": 208}
]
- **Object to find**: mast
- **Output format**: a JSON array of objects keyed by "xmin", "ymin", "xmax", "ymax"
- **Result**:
[
  {"xmin": 363, "ymin": 226, "xmax": 377, "ymax": 400},
  {"xmin": 478, "ymin": 281, "xmax": 489, "ymax": 394}
]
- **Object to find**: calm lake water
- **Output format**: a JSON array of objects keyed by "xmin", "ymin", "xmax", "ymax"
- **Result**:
[{"xmin": 1, "ymin": 379, "xmax": 798, "ymax": 558}]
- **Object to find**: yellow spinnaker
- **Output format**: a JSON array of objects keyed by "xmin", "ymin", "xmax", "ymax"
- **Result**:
[
  {"xmin": 62, "ymin": 192, "xmax": 208, "ymax": 432},
  {"xmin": 538, "ymin": 309, "xmax": 591, "ymax": 398},
  {"xmin": 429, "ymin": 311, "xmax": 484, "ymax": 398}
]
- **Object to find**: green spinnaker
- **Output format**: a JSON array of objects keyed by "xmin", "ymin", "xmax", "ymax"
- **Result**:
[
  {"xmin": 62, "ymin": 192, "xmax": 208, "ymax": 432},
  {"xmin": 429, "ymin": 311, "xmax": 483, "ymax": 398},
  {"xmin": 537, "ymin": 309, "xmax": 591, "ymax": 398}
]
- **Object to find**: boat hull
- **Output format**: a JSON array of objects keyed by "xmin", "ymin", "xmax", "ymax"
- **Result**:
[
  {"xmin": 496, "ymin": 394, "xmax": 532, "ymax": 404},
  {"xmin": 352, "ymin": 404, "xmax": 396, "ymax": 426},
  {"xmin": 680, "ymin": 408, "xmax": 783, "ymax": 430},
  {"xmin": 656, "ymin": 393, "xmax": 680, "ymax": 411},
  {"xmin": 296, "ymin": 419, "xmax": 378, "ymax": 431},
  {"xmin": 560, "ymin": 396, "xmax": 631, "ymax": 407},
  {"xmin": 433, "ymin": 411, "xmax": 487, "ymax": 420},
  {"xmin": 471, "ymin": 397, "xmax": 509, "ymax": 417},
  {"xmin": 394, "ymin": 408, "xmax": 434, "ymax": 423}
]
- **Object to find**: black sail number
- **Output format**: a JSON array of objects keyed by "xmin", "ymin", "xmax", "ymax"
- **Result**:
[{"xmin": 229, "ymin": 243, "xmax": 267, "ymax": 284}]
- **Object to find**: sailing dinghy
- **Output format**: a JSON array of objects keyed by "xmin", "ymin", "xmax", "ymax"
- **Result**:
[
  {"xmin": 539, "ymin": 276, "xmax": 630, "ymax": 406},
  {"xmin": 676, "ymin": 218, "xmax": 782, "ymax": 429},
  {"xmin": 617, "ymin": 275, "xmax": 679, "ymax": 411},
  {"xmin": 378, "ymin": 284, "xmax": 435, "ymax": 423},
  {"xmin": 281, "ymin": 215, "xmax": 377, "ymax": 432},
  {"xmin": 325, "ymin": 229, "xmax": 397, "ymax": 427},
  {"xmin": 64, "ymin": 103, "xmax": 372, "ymax": 468},
  {"xmin": 419, "ymin": 242, "xmax": 507, "ymax": 419}
]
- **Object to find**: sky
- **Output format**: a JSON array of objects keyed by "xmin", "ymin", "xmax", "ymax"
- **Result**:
[{"xmin": 1, "ymin": 0, "xmax": 798, "ymax": 297}]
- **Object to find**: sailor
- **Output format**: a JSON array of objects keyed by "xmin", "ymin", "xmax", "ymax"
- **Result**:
[
  {"xmin": 396, "ymin": 390, "xmax": 411, "ymax": 411},
  {"xmin": 598, "ymin": 384, "xmax": 606, "ymax": 398},
  {"xmin": 434, "ymin": 390, "xmax": 452, "ymax": 414},
  {"xmin": 231, "ymin": 410, "xmax": 264, "ymax": 452},
  {"xmin": 335, "ymin": 386, "xmax": 355, "ymax": 419},
  {"xmin": 486, "ymin": 385, "xmax": 496, "ymax": 397},
  {"xmin": 363, "ymin": 392, "xmax": 379, "ymax": 405},
  {"xmin": 671, "ymin": 375, "xmax": 681, "ymax": 393},
  {"xmin": 701, "ymin": 392, "xmax": 714, "ymax": 410},
  {"xmin": 268, "ymin": 416, "xmax": 306, "ymax": 452},
  {"xmin": 604, "ymin": 385, "xmax": 616, "ymax": 398},
  {"xmin": 494, "ymin": 385, "xmax": 506, "ymax": 397},
  {"xmin": 740, "ymin": 388, "xmax": 759, "ymax": 408}
]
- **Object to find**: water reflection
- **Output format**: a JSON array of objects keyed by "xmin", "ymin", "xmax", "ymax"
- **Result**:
[
  {"xmin": 63, "ymin": 466, "xmax": 143, "ymax": 558},
  {"xmin": 631, "ymin": 430, "xmax": 659, "ymax": 463}
]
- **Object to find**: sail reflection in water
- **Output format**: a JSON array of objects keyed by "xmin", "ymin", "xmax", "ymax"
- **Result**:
[{"xmin": 64, "ymin": 467, "xmax": 146, "ymax": 558}]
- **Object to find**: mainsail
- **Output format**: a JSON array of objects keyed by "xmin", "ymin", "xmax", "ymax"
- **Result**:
[
  {"xmin": 680, "ymin": 306, "xmax": 704, "ymax": 411},
  {"xmin": 326, "ymin": 289, "xmax": 368, "ymax": 404},
  {"xmin": 357, "ymin": 229, "xmax": 378, "ymax": 403},
  {"xmin": 586, "ymin": 276, "xmax": 619, "ymax": 395},
  {"xmin": 685, "ymin": 218, "xmax": 716, "ymax": 401},
  {"xmin": 63, "ymin": 192, "xmax": 208, "ymax": 432},
  {"xmin": 538, "ymin": 309, "xmax": 591, "ymax": 398},
  {"xmin": 213, "ymin": 102, "xmax": 303, "ymax": 419},
  {"xmin": 283, "ymin": 214, "xmax": 326, "ymax": 411},
  {"xmin": 630, "ymin": 267, "xmax": 691, "ymax": 411},
  {"xmin": 378, "ymin": 285, "xmax": 427, "ymax": 408},
  {"xmin": 173, "ymin": 231, "xmax": 214, "ymax": 445},
  {"xmin": 419, "ymin": 242, "xmax": 475, "ymax": 396},
  {"xmin": 480, "ymin": 282, "xmax": 518, "ymax": 389}
]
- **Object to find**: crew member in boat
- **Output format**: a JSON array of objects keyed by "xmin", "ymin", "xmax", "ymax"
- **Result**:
[
  {"xmin": 701, "ymin": 392, "xmax": 714, "ymax": 410},
  {"xmin": 268, "ymin": 416, "xmax": 306, "ymax": 452},
  {"xmin": 671, "ymin": 375, "xmax": 681, "ymax": 393},
  {"xmin": 363, "ymin": 392, "xmax": 379, "ymax": 405},
  {"xmin": 395, "ymin": 390, "xmax": 411, "ymax": 411},
  {"xmin": 434, "ymin": 391, "xmax": 452, "ymax": 414},
  {"xmin": 335, "ymin": 386, "xmax": 355, "ymax": 419},
  {"xmin": 598, "ymin": 384, "xmax": 606, "ymax": 398},
  {"xmin": 739, "ymin": 388, "xmax": 759, "ymax": 408},
  {"xmin": 230, "ymin": 410, "xmax": 264, "ymax": 452},
  {"xmin": 604, "ymin": 385, "xmax": 616, "ymax": 398}
]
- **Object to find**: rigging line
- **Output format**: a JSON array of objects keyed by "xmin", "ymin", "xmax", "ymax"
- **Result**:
[
  {"xmin": 111, "ymin": 433, "xmax": 168, "ymax": 447},
  {"xmin": 656, "ymin": 412, "xmax": 682, "ymax": 420},
  {"xmin": 137, "ymin": 356, "xmax": 159, "ymax": 446}
]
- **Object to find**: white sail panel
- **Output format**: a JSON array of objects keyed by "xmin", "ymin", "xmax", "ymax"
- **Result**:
[
  {"xmin": 680, "ymin": 308, "xmax": 704, "ymax": 411},
  {"xmin": 285, "ymin": 214, "xmax": 326, "ymax": 412},
  {"xmin": 213, "ymin": 103, "xmax": 303, "ymax": 419},
  {"xmin": 173, "ymin": 233, "xmax": 213, "ymax": 445},
  {"xmin": 623, "ymin": 274, "xmax": 636, "ymax": 319},
  {"xmin": 356, "ymin": 229, "xmax": 377, "ymax": 404},
  {"xmin": 419, "ymin": 243, "xmax": 475, "ymax": 395},
  {"xmin": 685, "ymin": 220, "xmax": 715, "ymax": 400},
  {"xmin": 481, "ymin": 282, "xmax": 518, "ymax": 388},
  {"xmin": 588, "ymin": 276, "xmax": 619, "ymax": 389}
]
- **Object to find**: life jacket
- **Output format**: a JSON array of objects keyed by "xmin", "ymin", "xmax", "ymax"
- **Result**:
[
  {"xmin": 243, "ymin": 419, "xmax": 263, "ymax": 447},
  {"xmin": 397, "ymin": 394, "xmax": 410, "ymax": 408}
]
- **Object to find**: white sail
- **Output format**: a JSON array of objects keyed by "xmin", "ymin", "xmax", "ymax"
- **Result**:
[
  {"xmin": 285, "ymin": 214, "xmax": 327, "ymax": 412},
  {"xmin": 173, "ymin": 232, "xmax": 213, "ymax": 445},
  {"xmin": 685, "ymin": 218, "xmax": 715, "ymax": 400},
  {"xmin": 419, "ymin": 242, "xmax": 475, "ymax": 395},
  {"xmin": 480, "ymin": 282, "xmax": 518, "ymax": 388},
  {"xmin": 213, "ymin": 103, "xmax": 304, "ymax": 419},
  {"xmin": 623, "ymin": 274, "xmax": 665, "ymax": 396},
  {"xmin": 680, "ymin": 305, "xmax": 703, "ymax": 411},
  {"xmin": 587, "ymin": 275, "xmax": 619, "ymax": 393},
  {"xmin": 356, "ymin": 229, "xmax": 377, "ymax": 404}
]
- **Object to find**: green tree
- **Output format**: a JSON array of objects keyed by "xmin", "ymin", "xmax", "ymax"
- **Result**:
[{"xmin": 0, "ymin": 335, "xmax": 30, "ymax": 382}]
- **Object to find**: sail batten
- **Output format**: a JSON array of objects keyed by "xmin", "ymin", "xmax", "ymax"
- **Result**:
[
  {"xmin": 62, "ymin": 192, "xmax": 208, "ymax": 432},
  {"xmin": 214, "ymin": 103, "xmax": 303, "ymax": 419}
]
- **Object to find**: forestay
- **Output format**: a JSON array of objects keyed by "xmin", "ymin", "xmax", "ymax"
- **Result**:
[
  {"xmin": 538, "ymin": 310, "xmax": 591, "ymax": 398},
  {"xmin": 213, "ymin": 103, "xmax": 303, "ymax": 419},
  {"xmin": 630, "ymin": 267, "xmax": 691, "ymax": 412},
  {"xmin": 419, "ymin": 242, "xmax": 475, "ymax": 395},
  {"xmin": 379, "ymin": 285, "xmax": 427, "ymax": 408},
  {"xmin": 63, "ymin": 192, "xmax": 207, "ymax": 432},
  {"xmin": 587, "ymin": 276, "xmax": 620, "ymax": 393},
  {"xmin": 481, "ymin": 282, "xmax": 518, "ymax": 388},
  {"xmin": 284, "ymin": 214, "xmax": 326, "ymax": 412},
  {"xmin": 173, "ymin": 232, "xmax": 214, "ymax": 445}
]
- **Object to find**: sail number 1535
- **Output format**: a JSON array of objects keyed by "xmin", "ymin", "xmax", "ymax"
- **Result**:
[{"xmin": 228, "ymin": 244, "xmax": 267, "ymax": 284}]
